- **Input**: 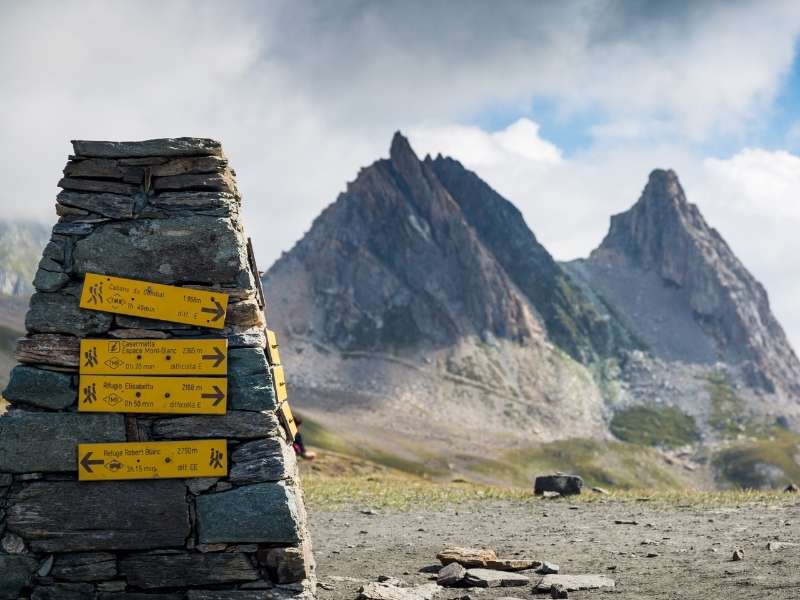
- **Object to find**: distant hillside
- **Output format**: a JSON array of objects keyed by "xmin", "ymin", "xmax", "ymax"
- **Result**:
[
  {"xmin": 0, "ymin": 220, "xmax": 46, "ymax": 387},
  {"xmin": 0, "ymin": 220, "xmax": 49, "ymax": 296}
]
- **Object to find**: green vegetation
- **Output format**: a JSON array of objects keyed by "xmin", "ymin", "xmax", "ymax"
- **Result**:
[
  {"xmin": 610, "ymin": 405, "xmax": 699, "ymax": 448},
  {"xmin": 706, "ymin": 372, "xmax": 750, "ymax": 436},
  {"xmin": 712, "ymin": 430, "xmax": 800, "ymax": 489},
  {"xmin": 459, "ymin": 438, "xmax": 689, "ymax": 490},
  {"xmin": 302, "ymin": 463, "xmax": 795, "ymax": 510},
  {"xmin": 300, "ymin": 415, "xmax": 447, "ymax": 478}
]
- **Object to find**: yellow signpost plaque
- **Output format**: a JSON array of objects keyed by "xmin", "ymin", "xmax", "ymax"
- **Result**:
[
  {"xmin": 265, "ymin": 329, "xmax": 281, "ymax": 365},
  {"xmin": 79, "ymin": 273, "xmax": 229, "ymax": 329},
  {"xmin": 278, "ymin": 400, "xmax": 298, "ymax": 441},
  {"xmin": 78, "ymin": 440, "xmax": 227, "ymax": 481},
  {"xmin": 79, "ymin": 375, "xmax": 228, "ymax": 414},
  {"xmin": 80, "ymin": 339, "xmax": 227, "ymax": 375},
  {"xmin": 272, "ymin": 365, "xmax": 287, "ymax": 402}
]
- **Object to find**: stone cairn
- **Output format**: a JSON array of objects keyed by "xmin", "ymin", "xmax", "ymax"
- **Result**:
[{"xmin": 0, "ymin": 138, "xmax": 315, "ymax": 599}]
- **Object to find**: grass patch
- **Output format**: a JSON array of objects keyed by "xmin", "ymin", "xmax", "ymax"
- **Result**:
[
  {"xmin": 610, "ymin": 405, "xmax": 699, "ymax": 448},
  {"xmin": 712, "ymin": 430, "xmax": 800, "ymax": 489},
  {"xmin": 302, "ymin": 468, "xmax": 796, "ymax": 510},
  {"xmin": 459, "ymin": 438, "xmax": 688, "ymax": 490},
  {"xmin": 299, "ymin": 414, "xmax": 446, "ymax": 478},
  {"xmin": 706, "ymin": 372, "xmax": 752, "ymax": 437}
]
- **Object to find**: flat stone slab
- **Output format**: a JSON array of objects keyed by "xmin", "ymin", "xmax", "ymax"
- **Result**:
[
  {"xmin": 359, "ymin": 582, "xmax": 439, "ymax": 600},
  {"xmin": 72, "ymin": 138, "xmax": 223, "ymax": 158},
  {"xmin": 230, "ymin": 437, "xmax": 296, "ymax": 485},
  {"xmin": 119, "ymin": 551, "xmax": 258, "ymax": 589},
  {"xmin": 0, "ymin": 411, "xmax": 124, "ymax": 472},
  {"xmin": 3, "ymin": 365, "xmax": 76, "ymax": 410},
  {"xmin": 151, "ymin": 411, "xmax": 279, "ymax": 440},
  {"xmin": 0, "ymin": 555, "xmax": 38, "ymax": 599},
  {"xmin": 197, "ymin": 482, "xmax": 301, "ymax": 544},
  {"xmin": 51, "ymin": 552, "xmax": 117, "ymax": 582},
  {"xmin": 187, "ymin": 592, "xmax": 275, "ymax": 600},
  {"xmin": 464, "ymin": 569, "xmax": 529, "ymax": 588},
  {"xmin": 7, "ymin": 480, "xmax": 189, "ymax": 552},
  {"xmin": 72, "ymin": 217, "xmax": 252, "ymax": 289},
  {"xmin": 26, "ymin": 288, "xmax": 113, "ymax": 336},
  {"xmin": 533, "ymin": 574, "xmax": 615, "ymax": 592},
  {"xmin": 437, "ymin": 546, "xmax": 497, "ymax": 568},
  {"xmin": 228, "ymin": 348, "xmax": 277, "ymax": 411},
  {"xmin": 29, "ymin": 583, "xmax": 94, "ymax": 599},
  {"xmin": 485, "ymin": 558, "xmax": 541, "ymax": 572}
]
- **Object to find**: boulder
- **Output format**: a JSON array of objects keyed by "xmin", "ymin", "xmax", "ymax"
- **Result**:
[
  {"xmin": 436, "ymin": 562, "xmax": 466, "ymax": 586},
  {"xmin": 534, "ymin": 475, "xmax": 583, "ymax": 496}
]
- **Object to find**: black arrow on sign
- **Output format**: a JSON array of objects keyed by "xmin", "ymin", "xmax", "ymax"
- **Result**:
[
  {"xmin": 202, "ymin": 385, "xmax": 226, "ymax": 407},
  {"xmin": 201, "ymin": 299, "xmax": 225, "ymax": 322},
  {"xmin": 80, "ymin": 451, "xmax": 104, "ymax": 473},
  {"xmin": 201, "ymin": 346, "xmax": 225, "ymax": 367}
]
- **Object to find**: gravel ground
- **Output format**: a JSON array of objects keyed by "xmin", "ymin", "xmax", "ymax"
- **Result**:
[{"xmin": 308, "ymin": 497, "xmax": 800, "ymax": 600}]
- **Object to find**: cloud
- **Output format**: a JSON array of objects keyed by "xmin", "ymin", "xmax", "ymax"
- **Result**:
[
  {"xmin": 411, "ymin": 119, "xmax": 800, "ymax": 351},
  {"xmin": 1, "ymin": 0, "xmax": 800, "ymax": 348}
]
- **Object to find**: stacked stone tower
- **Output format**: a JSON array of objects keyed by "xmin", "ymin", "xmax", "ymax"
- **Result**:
[{"xmin": 0, "ymin": 138, "xmax": 315, "ymax": 599}]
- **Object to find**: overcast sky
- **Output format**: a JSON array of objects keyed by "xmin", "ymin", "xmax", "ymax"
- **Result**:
[{"xmin": 2, "ymin": 1, "xmax": 800, "ymax": 349}]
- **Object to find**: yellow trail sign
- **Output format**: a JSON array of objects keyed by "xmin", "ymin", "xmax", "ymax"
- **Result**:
[
  {"xmin": 80, "ymin": 339, "xmax": 227, "ymax": 375},
  {"xmin": 79, "ymin": 375, "xmax": 228, "ymax": 414},
  {"xmin": 78, "ymin": 440, "xmax": 227, "ymax": 481},
  {"xmin": 278, "ymin": 400, "xmax": 298, "ymax": 441},
  {"xmin": 79, "ymin": 273, "xmax": 229, "ymax": 329},
  {"xmin": 265, "ymin": 329, "xmax": 281, "ymax": 365},
  {"xmin": 272, "ymin": 365, "xmax": 287, "ymax": 402}
]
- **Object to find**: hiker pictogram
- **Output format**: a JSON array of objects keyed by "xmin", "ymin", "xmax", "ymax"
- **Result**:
[
  {"xmin": 86, "ymin": 281, "xmax": 103, "ymax": 304},
  {"xmin": 83, "ymin": 347, "xmax": 98, "ymax": 368},
  {"xmin": 82, "ymin": 382, "xmax": 97, "ymax": 404},
  {"xmin": 209, "ymin": 448, "xmax": 224, "ymax": 469}
]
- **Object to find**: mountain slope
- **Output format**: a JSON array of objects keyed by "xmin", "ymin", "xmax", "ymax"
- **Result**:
[
  {"xmin": 264, "ymin": 133, "xmax": 607, "ymax": 459},
  {"xmin": 0, "ymin": 220, "xmax": 49, "ymax": 297},
  {"xmin": 428, "ymin": 154, "xmax": 640, "ymax": 364},
  {"xmin": 564, "ymin": 169, "xmax": 800, "ymax": 434}
]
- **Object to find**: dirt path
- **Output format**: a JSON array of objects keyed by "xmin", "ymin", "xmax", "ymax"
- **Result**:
[{"xmin": 308, "ymin": 497, "xmax": 800, "ymax": 600}]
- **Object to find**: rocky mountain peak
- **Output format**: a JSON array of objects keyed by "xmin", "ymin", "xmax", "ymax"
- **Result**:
[
  {"xmin": 593, "ymin": 168, "xmax": 708, "ymax": 275},
  {"xmin": 389, "ymin": 130, "xmax": 417, "ymax": 163},
  {"xmin": 268, "ymin": 133, "xmax": 540, "ymax": 352},
  {"xmin": 577, "ymin": 169, "xmax": 800, "ymax": 396}
]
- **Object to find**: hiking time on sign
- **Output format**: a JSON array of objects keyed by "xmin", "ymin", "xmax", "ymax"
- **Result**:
[{"xmin": 79, "ymin": 273, "xmax": 228, "ymax": 328}]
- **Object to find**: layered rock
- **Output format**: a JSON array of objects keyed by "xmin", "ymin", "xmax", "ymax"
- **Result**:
[
  {"xmin": 0, "ymin": 138, "xmax": 314, "ymax": 599},
  {"xmin": 565, "ymin": 169, "xmax": 800, "ymax": 430},
  {"xmin": 264, "ymin": 133, "xmax": 607, "ymax": 456}
]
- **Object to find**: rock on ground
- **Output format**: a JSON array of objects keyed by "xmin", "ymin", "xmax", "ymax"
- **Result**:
[
  {"xmin": 533, "ymin": 575, "xmax": 615, "ymax": 592},
  {"xmin": 534, "ymin": 475, "xmax": 583, "ymax": 496},
  {"xmin": 463, "ymin": 569, "xmax": 529, "ymax": 588}
]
